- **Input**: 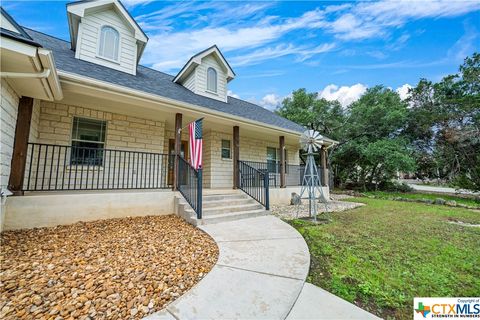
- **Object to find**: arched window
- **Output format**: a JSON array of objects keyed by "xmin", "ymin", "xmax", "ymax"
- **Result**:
[
  {"xmin": 98, "ymin": 26, "xmax": 119, "ymax": 61},
  {"xmin": 207, "ymin": 67, "xmax": 217, "ymax": 92}
]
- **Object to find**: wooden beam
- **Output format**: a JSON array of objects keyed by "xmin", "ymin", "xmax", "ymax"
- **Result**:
[
  {"xmin": 320, "ymin": 146, "xmax": 328, "ymax": 187},
  {"xmin": 233, "ymin": 126, "xmax": 240, "ymax": 189},
  {"xmin": 8, "ymin": 97, "xmax": 34, "ymax": 194},
  {"xmin": 279, "ymin": 136, "xmax": 286, "ymax": 188},
  {"xmin": 173, "ymin": 113, "xmax": 182, "ymax": 191}
]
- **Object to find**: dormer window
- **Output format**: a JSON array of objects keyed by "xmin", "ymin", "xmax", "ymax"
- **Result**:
[
  {"xmin": 207, "ymin": 67, "xmax": 217, "ymax": 93},
  {"xmin": 98, "ymin": 26, "xmax": 119, "ymax": 61}
]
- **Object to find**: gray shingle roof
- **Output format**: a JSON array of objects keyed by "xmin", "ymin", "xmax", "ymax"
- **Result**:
[{"xmin": 25, "ymin": 28, "xmax": 305, "ymax": 133}]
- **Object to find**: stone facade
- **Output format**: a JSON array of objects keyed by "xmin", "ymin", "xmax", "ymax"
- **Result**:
[
  {"xmin": 36, "ymin": 101, "xmax": 166, "ymax": 152},
  {"xmin": 24, "ymin": 101, "xmax": 168, "ymax": 190},
  {"xmin": 205, "ymin": 129, "xmax": 300, "ymax": 189},
  {"xmin": 0, "ymin": 79, "xmax": 20, "ymax": 191}
]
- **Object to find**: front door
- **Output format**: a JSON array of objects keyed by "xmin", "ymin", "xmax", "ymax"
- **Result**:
[{"xmin": 168, "ymin": 139, "xmax": 188, "ymax": 185}]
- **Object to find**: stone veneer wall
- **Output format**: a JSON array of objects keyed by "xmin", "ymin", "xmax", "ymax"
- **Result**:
[
  {"xmin": 25, "ymin": 101, "xmax": 167, "ymax": 190},
  {"xmin": 0, "ymin": 79, "xmax": 19, "ymax": 191},
  {"xmin": 36, "ymin": 101, "xmax": 166, "ymax": 152},
  {"xmin": 1, "ymin": 80, "xmax": 20, "ymax": 232},
  {"xmin": 206, "ymin": 129, "xmax": 300, "ymax": 189}
]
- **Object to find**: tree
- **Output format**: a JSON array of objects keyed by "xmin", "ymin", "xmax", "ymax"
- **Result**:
[
  {"xmin": 406, "ymin": 53, "xmax": 480, "ymax": 190},
  {"xmin": 276, "ymin": 53, "xmax": 479, "ymax": 191},
  {"xmin": 276, "ymin": 89, "xmax": 344, "ymax": 140},
  {"xmin": 277, "ymin": 86, "xmax": 415, "ymax": 190},
  {"xmin": 332, "ymin": 86, "xmax": 415, "ymax": 189}
]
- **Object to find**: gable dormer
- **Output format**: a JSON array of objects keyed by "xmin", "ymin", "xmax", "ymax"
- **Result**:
[
  {"xmin": 174, "ymin": 46, "xmax": 235, "ymax": 102},
  {"xmin": 67, "ymin": 0, "xmax": 148, "ymax": 75}
]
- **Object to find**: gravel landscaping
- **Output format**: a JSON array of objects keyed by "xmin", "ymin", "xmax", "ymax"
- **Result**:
[
  {"xmin": 0, "ymin": 215, "xmax": 218, "ymax": 319},
  {"xmin": 271, "ymin": 194, "xmax": 365, "ymax": 220}
]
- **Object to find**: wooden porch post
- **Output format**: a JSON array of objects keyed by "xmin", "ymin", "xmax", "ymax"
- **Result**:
[
  {"xmin": 320, "ymin": 146, "xmax": 329, "ymax": 187},
  {"xmin": 173, "ymin": 113, "xmax": 182, "ymax": 191},
  {"xmin": 8, "ymin": 97, "xmax": 34, "ymax": 194},
  {"xmin": 279, "ymin": 136, "xmax": 286, "ymax": 188},
  {"xmin": 233, "ymin": 126, "xmax": 239, "ymax": 189}
]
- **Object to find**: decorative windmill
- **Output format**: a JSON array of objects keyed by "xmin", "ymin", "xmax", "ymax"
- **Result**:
[{"xmin": 297, "ymin": 130, "xmax": 329, "ymax": 222}]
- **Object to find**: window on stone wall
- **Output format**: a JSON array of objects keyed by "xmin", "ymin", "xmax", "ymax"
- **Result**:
[
  {"xmin": 267, "ymin": 147, "xmax": 288, "ymax": 173},
  {"xmin": 71, "ymin": 117, "xmax": 106, "ymax": 165},
  {"xmin": 221, "ymin": 139, "xmax": 231, "ymax": 159}
]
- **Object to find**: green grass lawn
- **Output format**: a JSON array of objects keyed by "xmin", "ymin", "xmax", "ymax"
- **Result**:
[
  {"xmin": 289, "ymin": 198, "xmax": 480, "ymax": 319},
  {"xmin": 362, "ymin": 191, "xmax": 480, "ymax": 208}
]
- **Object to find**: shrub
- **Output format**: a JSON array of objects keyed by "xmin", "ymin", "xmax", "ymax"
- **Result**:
[{"xmin": 382, "ymin": 181, "xmax": 414, "ymax": 193}]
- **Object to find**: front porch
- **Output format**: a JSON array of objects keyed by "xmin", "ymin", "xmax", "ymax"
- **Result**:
[{"xmin": 5, "ymin": 87, "xmax": 332, "ymax": 230}]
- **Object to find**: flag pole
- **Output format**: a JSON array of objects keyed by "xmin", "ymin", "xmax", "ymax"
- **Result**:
[{"xmin": 178, "ymin": 117, "xmax": 205, "ymax": 133}]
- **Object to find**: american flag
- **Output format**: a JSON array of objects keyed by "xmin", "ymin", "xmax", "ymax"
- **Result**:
[{"xmin": 188, "ymin": 118, "xmax": 203, "ymax": 170}]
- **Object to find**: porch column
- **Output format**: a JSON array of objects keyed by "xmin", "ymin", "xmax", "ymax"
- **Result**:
[
  {"xmin": 279, "ymin": 136, "xmax": 286, "ymax": 188},
  {"xmin": 320, "ymin": 146, "xmax": 329, "ymax": 187},
  {"xmin": 8, "ymin": 97, "xmax": 34, "ymax": 194},
  {"xmin": 233, "ymin": 126, "xmax": 240, "ymax": 189},
  {"xmin": 173, "ymin": 113, "xmax": 182, "ymax": 191}
]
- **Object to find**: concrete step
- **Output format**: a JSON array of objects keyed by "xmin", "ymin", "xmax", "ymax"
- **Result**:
[
  {"xmin": 201, "ymin": 198, "xmax": 257, "ymax": 208},
  {"xmin": 202, "ymin": 193, "xmax": 249, "ymax": 201},
  {"xmin": 176, "ymin": 197, "xmax": 256, "ymax": 209},
  {"xmin": 185, "ymin": 203, "xmax": 263, "ymax": 216},
  {"xmin": 188, "ymin": 209, "xmax": 268, "ymax": 225}
]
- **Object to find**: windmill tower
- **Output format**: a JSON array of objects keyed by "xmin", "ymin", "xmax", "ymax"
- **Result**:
[{"xmin": 298, "ymin": 130, "xmax": 329, "ymax": 222}]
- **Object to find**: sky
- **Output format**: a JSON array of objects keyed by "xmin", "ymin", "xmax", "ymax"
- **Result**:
[{"xmin": 3, "ymin": 0, "xmax": 480, "ymax": 109}]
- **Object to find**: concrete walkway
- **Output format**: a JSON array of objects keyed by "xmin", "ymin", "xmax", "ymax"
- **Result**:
[{"xmin": 145, "ymin": 215, "xmax": 380, "ymax": 319}]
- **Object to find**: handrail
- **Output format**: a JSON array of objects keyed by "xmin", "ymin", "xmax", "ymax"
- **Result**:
[
  {"xmin": 238, "ymin": 160, "xmax": 269, "ymax": 210},
  {"xmin": 177, "ymin": 156, "xmax": 202, "ymax": 219},
  {"xmin": 23, "ymin": 143, "xmax": 172, "ymax": 191}
]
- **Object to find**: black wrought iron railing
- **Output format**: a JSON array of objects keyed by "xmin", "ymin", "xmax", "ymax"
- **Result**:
[
  {"xmin": 177, "ymin": 156, "xmax": 202, "ymax": 219},
  {"xmin": 239, "ymin": 161, "xmax": 330, "ymax": 188},
  {"xmin": 238, "ymin": 160, "xmax": 269, "ymax": 210},
  {"xmin": 23, "ymin": 143, "xmax": 173, "ymax": 191}
]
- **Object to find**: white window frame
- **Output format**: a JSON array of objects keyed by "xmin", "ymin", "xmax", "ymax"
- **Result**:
[
  {"xmin": 221, "ymin": 139, "xmax": 231, "ymax": 159},
  {"xmin": 97, "ymin": 25, "xmax": 120, "ymax": 63},
  {"xmin": 206, "ymin": 67, "xmax": 217, "ymax": 93},
  {"xmin": 71, "ymin": 117, "xmax": 107, "ymax": 166}
]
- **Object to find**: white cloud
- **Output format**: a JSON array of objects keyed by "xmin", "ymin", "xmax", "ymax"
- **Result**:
[
  {"xmin": 396, "ymin": 84, "xmax": 412, "ymax": 100},
  {"xmin": 140, "ymin": 5, "xmax": 330, "ymax": 71},
  {"xmin": 319, "ymin": 83, "xmax": 368, "ymax": 107},
  {"xmin": 259, "ymin": 94, "xmax": 282, "ymax": 110},
  {"xmin": 136, "ymin": 0, "xmax": 480, "ymax": 72},
  {"xmin": 121, "ymin": 0, "xmax": 153, "ymax": 8},
  {"xmin": 326, "ymin": 0, "xmax": 480, "ymax": 40},
  {"xmin": 227, "ymin": 90, "xmax": 240, "ymax": 99},
  {"xmin": 229, "ymin": 43, "xmax": 335, "ymax": 67}
]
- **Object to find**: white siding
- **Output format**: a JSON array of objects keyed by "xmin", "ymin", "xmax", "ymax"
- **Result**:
[
  {"xmin": 0, "ymin": 79, "xmax": 19, "ymax": 191},
  {"xmin": 0, "ymin": 13, "xmax": 20, "ymax": 33},
  {"xmin": 183, "ymin": 69, "xmax": 196, "ymax": 92},
  {"xmin": 195, "ymin": 55, "xmax": 228, "ymax": 102},
  {"xmin": 75, "ymin": 9, "xmax": 137, "ymax": 75}
]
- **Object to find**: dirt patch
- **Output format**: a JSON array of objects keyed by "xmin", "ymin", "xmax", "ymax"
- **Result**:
[{"xmin": 0, "ymin": 215, "xmax": 218, "ymax": 319}]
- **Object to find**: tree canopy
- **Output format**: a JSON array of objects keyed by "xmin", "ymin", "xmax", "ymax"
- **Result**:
[{"xmin": 276, "ymin": 52, "xmax": 480, "ymax": 191}]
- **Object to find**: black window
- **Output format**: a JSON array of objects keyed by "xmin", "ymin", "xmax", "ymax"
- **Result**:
[
  {"xmin": 71, "ymin": 117, "xmax": 106, "ymax": 165},
  {"xmin": 221, "ymin": 139, "xmax": 231, "ymax": 159}
]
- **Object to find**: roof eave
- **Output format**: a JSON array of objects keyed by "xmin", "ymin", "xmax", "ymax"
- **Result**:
[{"xmin": 59, "ymin": 70, "xmax": 304, "ymax": 136}]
